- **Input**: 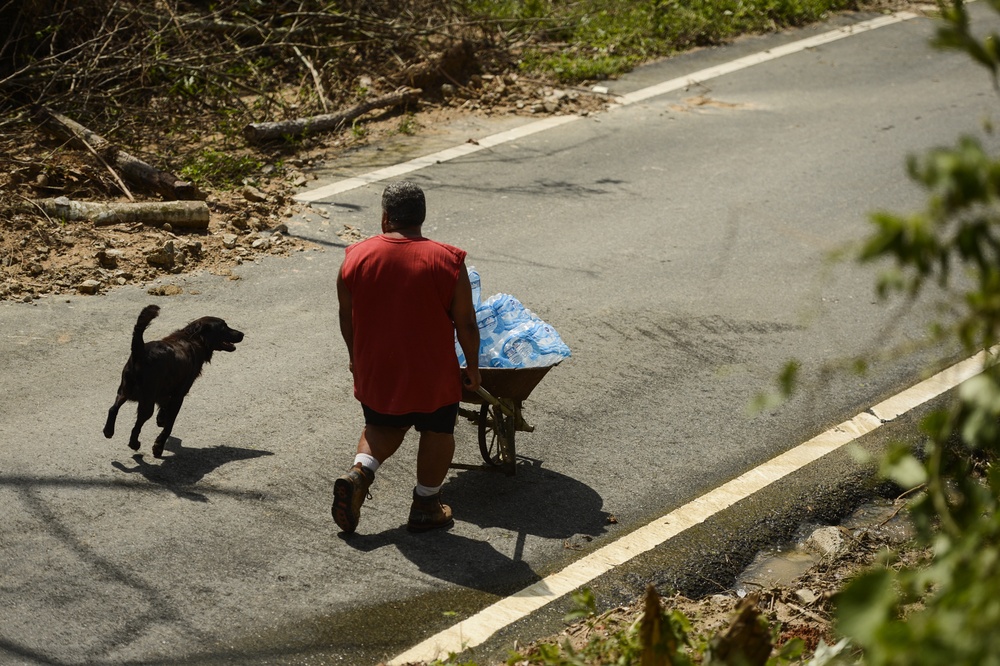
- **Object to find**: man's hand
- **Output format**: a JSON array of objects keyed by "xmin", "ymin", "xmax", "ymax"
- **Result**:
[{"xmin": 462, "ymin": 366, "xmax": 481, "ymax": 393}]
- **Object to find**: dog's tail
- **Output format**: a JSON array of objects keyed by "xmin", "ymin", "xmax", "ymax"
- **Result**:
[{"xmin": 132, "ymin": 305, "xmax": 160, "ymax": 356}]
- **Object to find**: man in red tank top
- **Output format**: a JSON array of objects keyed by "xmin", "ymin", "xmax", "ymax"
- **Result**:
[{"xmin": 333, "ymin": 181, "xmax": 481, "ymax": 534}]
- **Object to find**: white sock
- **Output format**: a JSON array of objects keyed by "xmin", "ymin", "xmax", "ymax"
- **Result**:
[
  {"xmin": 415, "ymin": 483, "xmax": 441, "ymax": 497},
  {"xmin": 354, "ymin": 453, "xmax": 379, "ymax": 472}
]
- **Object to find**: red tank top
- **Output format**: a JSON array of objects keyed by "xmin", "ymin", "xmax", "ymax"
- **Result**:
[{"xmin": 341, "ymin": 235, "xmax": 466, "ymax": 414}]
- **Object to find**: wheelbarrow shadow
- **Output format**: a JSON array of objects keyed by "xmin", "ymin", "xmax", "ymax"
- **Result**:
[
  {"xmin": 110, "ymin": 437, "xmax": 274, "ymax": 502},
  {"xmin": 341, "ymin": 458, "xmax": 610, "ymax": 595},
  {"xmin": 445, "ymin": 457, "xmax": 613, "ymax": 557}
]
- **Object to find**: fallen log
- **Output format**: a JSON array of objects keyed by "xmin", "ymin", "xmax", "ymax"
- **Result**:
[
  {"xmin": 27, "ymin": 197, "xmax": 209, "ymax": 229},
  {"xmin": 37, "ymin": 106, "xmax": 200, "ymax": 201},
  {"xmin": 243, "ymin": 87, "xmax": 421, "ymax": 144}
]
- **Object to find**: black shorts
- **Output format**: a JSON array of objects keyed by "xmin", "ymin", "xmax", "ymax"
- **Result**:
[{"xmin": 362, "ymin": 402, "xmax": 460, "ymax": 434}]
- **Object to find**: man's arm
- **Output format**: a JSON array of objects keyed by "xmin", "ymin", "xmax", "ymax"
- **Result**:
[
  {"xmin": 451, "ymin": 260, "xmax": 481, "ymax": 392},
  {"xmin": 336, "ymin": 268, "xmax": 354, "ymax": 373}
]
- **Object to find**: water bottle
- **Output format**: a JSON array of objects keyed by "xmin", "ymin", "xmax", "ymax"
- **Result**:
[
  {"xmin": 495, "ymin": 321, "xmax": 540, "ymax": 367},
  {"xmin": 493, "ymin": 294, "xmax": 532, "ymax": 330},
  {"xmin": 476, "ymin": 304, "xmax": 501, "ymax": 364},
  {"xmin": 468, "ymin": 266, "xmax": 481, "ymax": 307},
  {"xmin": 532, "ymin": 321, "xmax": 572, "ymax": 358},
  {"xmin": 454, "ymin": 332, "xmax": 466, "ymax": 367}
]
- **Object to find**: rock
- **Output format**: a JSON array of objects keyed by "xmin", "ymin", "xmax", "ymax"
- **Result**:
[
  {"xmin": 147, "ymin": 284, "xmax": 183, "ymax": 296},
  {"xmin": 805, "ymin": 526, "xmax": 847, "ymax": 557},
  {"xmin": 96, "ymin": 249, "xmax": 122, "ymax": 268},
  {"xmin": 77, "ymin": 279, "xmax": 101, "ymax": 294},
  {"xmin": 231, "ymin": 216, "xmax": 250, "ymax": 231},
  {"xmin": 441, "ymin": 83, "xmax": 456, "ymax": 98},
  {"xmin": 251, "ymin": 237, "xmax": 271, "ymax": 250},
  {"xmin": 222, "ymin": 234, "xmax": 238, "ymax": 249},
  {"xmin": 795, "ymin": 588, "xmax": 819, "ymax": 605},
  {"xmin": 242, "ymin": 185, "xmax": 268, "ymax": 202},
  {"xmin": 146, "ymin": 240, "xmax": 175, "ymax": 268}
]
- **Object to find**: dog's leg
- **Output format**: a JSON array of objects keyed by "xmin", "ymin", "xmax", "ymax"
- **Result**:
[
  {"xmin": 129, "ymin": 400, "xmax": 154, "ymax": 451},
  {"xmin": 104, "ymin": 390, "xmax": 126, "ymax": 439},
  {"xmin": 155, "ymin": 395, "xmax": 174, "ymax": 428},
  {"xmin": 152, "ymin": 395, "xmax": 185, "ymax": 458}
]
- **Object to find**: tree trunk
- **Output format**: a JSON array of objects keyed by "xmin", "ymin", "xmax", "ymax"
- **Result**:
[
  {"xmin": 242, "ymin": 87, "xmax": 421, "ymax": 144},
  {"xmin": 27, "ymin": 197, "xmax": 209, "ymax": 229},
  {"xmin": 37, "ymin": 106, "xmax": 200, "ymax": 201}
]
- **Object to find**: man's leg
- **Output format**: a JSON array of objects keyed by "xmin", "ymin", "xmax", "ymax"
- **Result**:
[
  {"xmin": 359, "ymin": 424, "xmax": 408, "ymax": 464},
  {"xmin": 408, "ymin": 430, "xmax": 456, "ymax": 532},
  {"xmin": 415, "ymin": 430, "xmax": 455, "ymax": 488},
  {"xmin": 333, "ymin": 425, "xmax": 408, "ymax": 534}
]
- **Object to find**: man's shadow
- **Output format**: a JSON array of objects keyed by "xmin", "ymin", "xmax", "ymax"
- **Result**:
[
  {"xmin": 111, "ymin": 437, "xmax": 274, "ymax": 502},
  {"xmin": 341, "ymin": 459, "xmax": 611, "ymax": 595}
]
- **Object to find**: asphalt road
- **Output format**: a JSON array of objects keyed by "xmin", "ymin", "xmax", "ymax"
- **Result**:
[{"xmin": 3, "ymin": 6, "xmax": 998, "ymax": 665}]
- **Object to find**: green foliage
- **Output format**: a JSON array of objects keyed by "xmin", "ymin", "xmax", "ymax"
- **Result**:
[
  {"xmin": 350, "ymin": 119, "xmax": 368, "ymax": 140},
  {"xmin": 836, "ymin": 2, "xmax": 1000, "ymax": 664},
  {"xmin": 506, "ymin": 586, "xmax": 694, "ymax": 665},
  {"xmin": 471, "ymin": 0, "xmax": 858, "ymax": 83},
  {"xmin": 179, "ymin": 148, "xmax": 261, "ymax": 189},
  {"xmin": 397, "ymin": 113, "xmax": 419, "ymax": 136}
]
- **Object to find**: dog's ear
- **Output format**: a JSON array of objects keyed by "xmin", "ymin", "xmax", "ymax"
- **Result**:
[{"xmin": 183, "ymin": 319, "xmax": 206, "ymax": 337}]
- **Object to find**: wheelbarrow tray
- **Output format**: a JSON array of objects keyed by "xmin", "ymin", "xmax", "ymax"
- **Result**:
[{"xmin": 461, "ymin": 364, "xmax": 556, "ymax": 404}]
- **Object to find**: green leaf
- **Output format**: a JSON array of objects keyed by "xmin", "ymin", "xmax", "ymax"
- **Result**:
[{"xmin": 836, "ymin": 569, "xmax": 898, "ymax": 645}]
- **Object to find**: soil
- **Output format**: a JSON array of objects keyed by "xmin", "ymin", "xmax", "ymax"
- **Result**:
[{"xmin": 0, "ymin": 79, "xmax": 609, "ymax": 303}]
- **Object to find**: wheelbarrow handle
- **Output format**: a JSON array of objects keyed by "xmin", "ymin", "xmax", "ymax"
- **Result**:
[
  {"xmin": 475, "ymin": 385, "xmax": 503, "ymax": 410},
  {"xmin": 474, "ymin": 386, "xmax": 534, "ymax": 433}
]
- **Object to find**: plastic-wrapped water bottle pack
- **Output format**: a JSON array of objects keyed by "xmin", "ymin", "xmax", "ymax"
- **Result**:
[{"xmin": 455, "ymin": 266, "xmax": 571, "ymax": 369}]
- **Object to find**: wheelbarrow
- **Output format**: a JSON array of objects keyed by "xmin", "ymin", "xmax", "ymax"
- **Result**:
[{"xmin": 458, "ymin": 364, "xmax": 558, "ymax": 476}]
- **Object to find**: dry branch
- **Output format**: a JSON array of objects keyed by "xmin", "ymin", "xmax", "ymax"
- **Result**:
[
  {"xmin": 27, "ymin": 197, "xmax": 209, "ymax": 229},
  {"xmin": 37, "ymin": 106, "xmax": 200, "ymax": 201},
  {"xmin": 242, "ymin": 87, "xmax": 421, "ymax": 144}
]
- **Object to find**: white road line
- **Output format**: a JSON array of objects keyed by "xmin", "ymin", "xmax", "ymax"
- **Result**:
[
  {"xmin": 391, "ymin": 347, "xmax": 995, "ymax": 665},
  {"xmin": 293, "ymin": 116, "xmax": 579, "ymax": 203},
  {"xmin": 294, "ymin": 11, "xmax": 916, "ymax": 205},
  {"xmin": 615, "ymin": 12, "xmax": 916, "ymax": 106}
]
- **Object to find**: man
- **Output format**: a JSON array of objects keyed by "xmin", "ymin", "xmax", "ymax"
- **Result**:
[{"xmin": 333, "ymin": 181, "xmax": 481, "ymax": 534}]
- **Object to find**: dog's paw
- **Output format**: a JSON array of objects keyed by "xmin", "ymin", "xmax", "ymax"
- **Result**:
[
  {"xmin": 128, "ymin": 440, "xmax": 141, "ymax": 451},
  {"xmin": 151, "ymin": 443, "xmax": 164, "ymax": 458},
  {"xmin": 103, "ymin": 425, "xmax": 115, "ymax": 439}
]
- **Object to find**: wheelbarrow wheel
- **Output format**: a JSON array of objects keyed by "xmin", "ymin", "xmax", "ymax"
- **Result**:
[{"xmin": 478, "ymin": 402, "xmax": 516, "ymax": 476}]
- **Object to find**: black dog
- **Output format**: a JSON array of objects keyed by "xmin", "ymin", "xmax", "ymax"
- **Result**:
[{"xmin": 104, "ymin": 305, "xmax": 244, "ymax": 457}]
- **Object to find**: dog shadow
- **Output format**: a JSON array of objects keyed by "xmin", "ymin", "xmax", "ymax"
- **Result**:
[{"xmin": 111, "ymin": 437, "xmax": 274, "ymax": 502}]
